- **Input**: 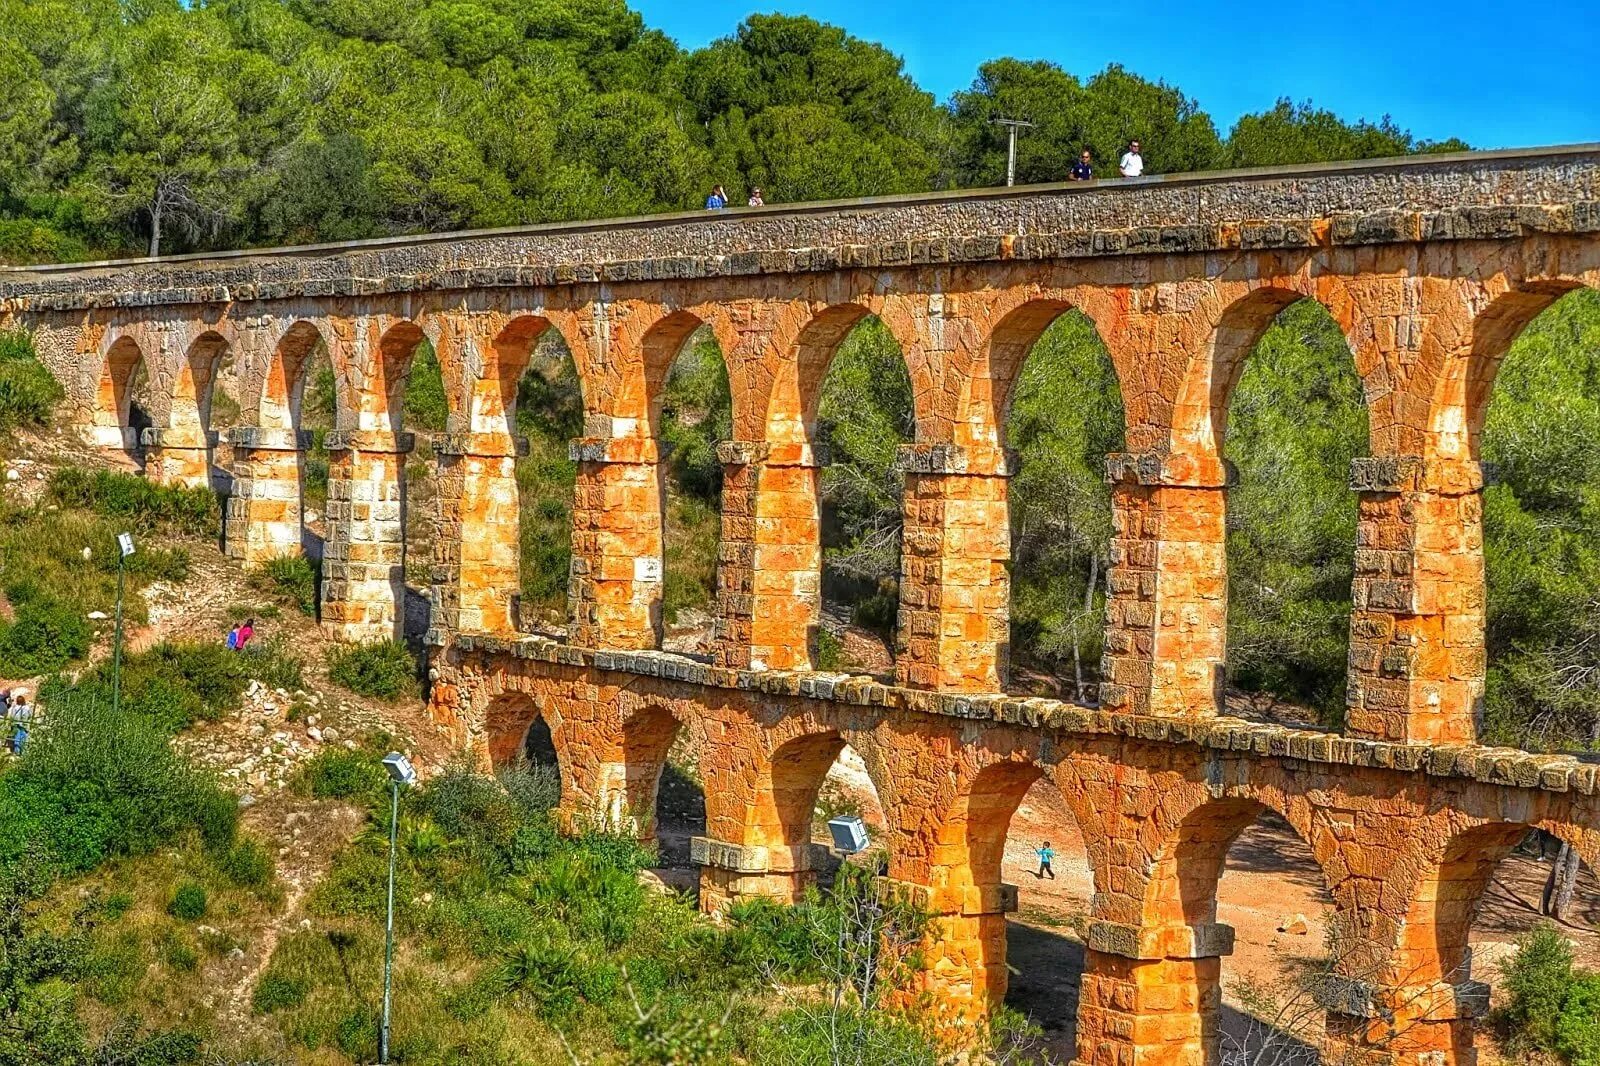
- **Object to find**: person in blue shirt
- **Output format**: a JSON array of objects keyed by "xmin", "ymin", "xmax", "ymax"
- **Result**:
[
  {"xmin": 1036, "ymin": 840, "xmax": 1055, "ymax": 879},
  {"xmin": 705, "ymin": 185, "xmax": 728, "ymax": 210},
  {"xmin": 1070, "ymin": 150, "xmax": 1094, "ymax": 181}
]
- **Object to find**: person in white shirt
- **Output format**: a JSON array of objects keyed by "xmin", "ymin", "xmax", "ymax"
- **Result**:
[{"xmin": 1119, "ymin": 140, "xmax": 1145, "ymax": 178}]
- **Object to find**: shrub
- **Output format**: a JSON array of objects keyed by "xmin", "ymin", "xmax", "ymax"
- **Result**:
[
  {"xmin": 0, "ymin": 597, "xmax": 92, "ymax": 675},
  {"xmin": 252, "ymin": 972, "xmax": 309, "ymax": 1015},
  {"xmin": 0, "ymin": 694, "xmax": 237, "ymax": 875},
  {"xmin": 48, "ymin": 468, "xmax": 219, "ymax": 537},
  {"xmin": 327, "ymin": 640, "xmax": 419, "ymax": 701},
  {"xmin": 167, "ymin": 882, "xmax": 208, "ymax": 921},
  {"xmin": 248, "ymin": 555, "xmax": 321, "ymax": 615},
  {"xmin": 1500, "ymin": 923, "xmax": 1600, "ymax": 1065},
  {"xmin": 1502, "ymin": 922, "xmax": 1577, "ymax": 1053},
  {"xmin": 217, "ymin": 838, "xmax": 276, "ymax": 889},
  {"xmin": 815, "ymin": 629, "xmax": 844, "ymax": 671},
  {"xmin": 297, "ymin": 747, "xmax": 388, "ymax": 804},
  {"xmin": 243, "ymin": 636, "xmax": 306, "ymax": 690},
  {"xmin": 0, "ymin": 331, "xmax": 65, "ymax": 430}
]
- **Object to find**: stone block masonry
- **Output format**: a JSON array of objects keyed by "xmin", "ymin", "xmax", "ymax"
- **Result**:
[{"xmin": 5, "ymin": 145, "xmax": 1600, "ymax": 1062}]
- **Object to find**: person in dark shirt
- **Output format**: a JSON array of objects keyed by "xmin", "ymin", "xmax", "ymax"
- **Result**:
[{"xmin": 1070, "ymin": 149, "xmax": 1094, "ymax": 181}]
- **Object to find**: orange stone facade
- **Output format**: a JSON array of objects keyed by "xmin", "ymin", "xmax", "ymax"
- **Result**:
[{"xmin": 7, "ymin": 148, "xmax": 1600, "ymax": 1063}]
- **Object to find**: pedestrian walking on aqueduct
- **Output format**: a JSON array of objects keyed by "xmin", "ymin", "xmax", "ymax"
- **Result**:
[
  {"xmin": 705, "ymin": 185, "xmax": 728, "ymax": 210},
  {"xmin": 1036, "ymin": 841, "xmax": 1055, "ymax": 879},
  {"xmin": 1119, "ymin": 140, "xmax": 1145, "ymax": 177},
  {"xmin": 747, "ymin": 187, "xmax": 765, "ymax": 207},
  {"xmin": 1070, "ymin": 149, "xmax": 1094, "ymax": 181}
]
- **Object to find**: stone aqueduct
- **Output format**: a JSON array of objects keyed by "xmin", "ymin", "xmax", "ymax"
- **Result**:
[{"xmin": 6, "ymin": 146, "xmax": 1600, "ymax": 1064}]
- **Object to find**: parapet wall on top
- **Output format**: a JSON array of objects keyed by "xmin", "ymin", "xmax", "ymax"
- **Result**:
[{"xmin": 3, "ymin": 144, "xmax": 1599, "ymax": 312}]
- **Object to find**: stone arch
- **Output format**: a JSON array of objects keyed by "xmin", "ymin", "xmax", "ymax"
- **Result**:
[
  {"xmin": 259, "ymin": 320, "xmax": 327, "ymax": 431},
  {"xmin": 1426, "ymin": 280, "xmax": 1592, "ymax": 463},
  {"xmin": 764, "ymin": 729, "xmax": 850, "ymax": 857},
  {"xmin": 483, "ymin": 691, "xmax": 567, "ymax": 785},
  {"xmin": 641, "ymin": 308, "xmax": 709, "ymax": 439},
  {"xmin": 1392, "ymin": 821, "xmax": 1533, "ymax": 991},
  {"xmin": 1142, "ymin": 794, "xmax": 1332, "ymax": 929},
  {"xmin": 1170, "ymin": 285, "xmax": 1314, "ymax": 465},
  {"xmin": 471, "ymin": 314, "xmax": 566, "ymax": 444},
  {"xmin": 956, "ymin": 759, "xmax": 1048, "ymax": 892},
  {"xmin": 617, "ymin": 702, "xmax": 687, "ymax": 838},
  {"xmin": 364, "ymin": 319, "xmax": 427, "ymax": 437},
  {"xmin": 173, "ymin": 330, "xmax": 229, "ymax": 434},
  {"xmin": 92, "ymin": 334, "xmax": 148, "ymax": 454},
  {"xmin": 766, "ymin": 302, "xmax": 877, "ymax": 446}
]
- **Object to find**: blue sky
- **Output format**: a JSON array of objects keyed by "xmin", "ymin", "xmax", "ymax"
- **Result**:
[{"xmin": 630, "ymin": 0, "xmax": 1599, "ymax": 149}]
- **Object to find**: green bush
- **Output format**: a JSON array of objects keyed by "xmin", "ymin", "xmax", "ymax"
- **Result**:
[
  {"xmin": 248, "ymin": 556, "xmax": 320, "ymax": 615},
  {"xmin": 0, "ymin": 597, "xmax": 92, "ymax": 675},
  {"xmin": 1499, "ymin": 922, "xmax": 1600, "ymax": 1064},
  {"xmin": 48, "ymin": 468, "xmax": 220, "ymax": 537},
  {"xmin": 243, "ymin": 636, "xmax": 306, "ymax": 691},
  {"xmin": 252, "ymin": 972, "xmax": 310, "ymax": 1015},
  {"xmin": 327, "ymin": 639, "xmax": 419, "ymax": 701},
  {"xmin": 297, "ymin": 747, "xmax": 389, "ymax": 804},
  {"xmin": 0, "ymin": 694, "xmax": 237, "ymax": 876},
  {"xmin": 217, "ymin": 838, "xmax": 276, "ymax": 889},
  {"xmin": 167, "ymin": 882, "xmax": 208, "ymax": 921},
  {"xmin": 0, "ymin": 331, "xmax": 65, "ymax": 430}
]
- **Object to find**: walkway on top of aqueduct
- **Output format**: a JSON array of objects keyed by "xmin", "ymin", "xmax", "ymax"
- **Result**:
[{"xmin": 6, "ymin": 144, "xmax": 1600, "ymax": 1066}]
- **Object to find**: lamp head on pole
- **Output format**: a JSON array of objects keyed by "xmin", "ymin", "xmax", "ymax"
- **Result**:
[
  {"xmin": 117, "ymin": 532, "xmax": 135, "ymax": 558},
  {"xmin": 381, "ymin": 752, "xmax": 419, "ymax": 787}
]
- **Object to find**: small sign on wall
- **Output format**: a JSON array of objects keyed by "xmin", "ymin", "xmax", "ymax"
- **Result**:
[{"xmin": 634, "ymin": 556, "xmax": 662, "ymax": 583}]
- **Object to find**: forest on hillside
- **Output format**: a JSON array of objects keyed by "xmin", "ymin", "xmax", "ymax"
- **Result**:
[
  {"xmin": 0, "ymin": 0, "xmax": 1469, "ymax": 261},
  {"xmin": 3, "ymin": 0, "xmax": 1597, "ymax": 753}
]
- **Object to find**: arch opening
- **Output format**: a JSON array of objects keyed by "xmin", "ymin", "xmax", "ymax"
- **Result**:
[
  {"xmin": 618, "ymin": 704, "xmax": 705, "ymax": 866},
  {"xmin": 256, "ymin": 322, "xmax": 336, "ymax": 562},
  {"xmin": 1221, "ymin": 297, "xmax": 1369, "ymax": 726},
  {"xmin": 1387, "ymin": 823, "xmax": 1600, "ymax": 1066},
  {"xmin": 95, "ymin": 336, "xmax": 150, "ymax": 464},
  {"xmin": 1212, "ymin": 803, "xmax": 1338, "ymax": 1065},
  {"xmin": 997, "ymin": 304, "xmax": 1127, "ymax": 701},
  {"xmin": 974, "ymin": 765, "xmax": 1094, "ymax": 1058},
  {"xmin": 810, "ymin": 316, "xmax": 916, "ymax": 675},
  {"xmin": 1475, "ymin": 287, "xmax": 1600, "ymax": 750},
  {"xmin": 653, "ymin": 321, "xmax": 730, "ymax": 656},
  {"xmin": 505, "ymin": 322, "xmax": 584, "ymax": 634}
]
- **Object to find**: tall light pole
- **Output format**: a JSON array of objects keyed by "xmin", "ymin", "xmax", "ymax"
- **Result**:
[
  {"xmin": 379, "ymin": 752, "xmax": 418, "ymax": 1064},
  {"xmin": 992, "ymin": 117, "xmax": 1035, "ymax": 187},
  {"xmin": 113, "ymin": 533, "xmax": 134, "ymax": 714}
]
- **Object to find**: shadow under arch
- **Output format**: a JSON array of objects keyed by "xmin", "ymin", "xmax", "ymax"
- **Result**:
[{"xmin": 483, "ymin": 691, "xmax": 566, "ymax": 788}]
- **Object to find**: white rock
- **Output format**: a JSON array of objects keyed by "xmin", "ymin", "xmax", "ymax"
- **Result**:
[
  {"xmin": 306, "ymin": 726, "xmax": 323, "ymax": 743},
  {"xmin": 4, "ymin": 469, "xmax": 18, "ymax": 482},
  {"xmin": 88, "ymin": 611, "xmax": 108, "ymax": 620}
]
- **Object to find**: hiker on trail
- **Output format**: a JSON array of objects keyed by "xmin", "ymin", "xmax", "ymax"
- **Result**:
[
  {"xmin": 747, "ymin": 187, "xmax": 765, "ymax": 207},
  {"xmin": 1119, "ymin": 139, "xmax": 1145, "ymax": 177},
  {"xmin": 236, "ymin": 618, "xmax": 256, "ymax": 652},
  {"xmin": 226, "ymin": 623, "xmax": 241, "ymax": 650},
  {"xmin": 7, "ymin": 690, "xmax": 31, "ymax": 756},
  {"xmin": 705, "ymin": 184, "xmax": 728, "ymax": 210},
  {"xmin": 1036, "ymin": 840, "xmax": 1055, "ymax": 880},
  {"xmin": 1070, "ymin": 149, "xmax": 1094, "ymax": 181}
]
